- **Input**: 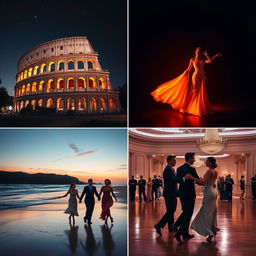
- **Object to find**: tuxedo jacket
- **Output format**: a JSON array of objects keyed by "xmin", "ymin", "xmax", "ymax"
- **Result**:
[
  {"xmin": 138, "ymin": 179, "xmax": 146, "ymax": 191},
  {"xmin": 177, "ymin": 163, "xmax": 199, "ymax": 199},
  {"xmin": 80, "ymin": 185, "xmax": 100, "ymax": 204},
  {"xmin": 129, "ymin": 179, "xmax": 137, "ymax": 191},
  {"xmin": 163, "ymin": 165, "xmax": 184, "ymax": 199},
  {"xmin": 152, "ymin": 178, "xmax": 160, "ymax": 189}
]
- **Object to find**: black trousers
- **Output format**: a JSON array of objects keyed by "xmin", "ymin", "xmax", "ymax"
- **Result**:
[
  {"xmin": 227, "ymin": 190, "xmax": 232, "ymax": 202},
  {"xmin": 252, "ymin": 186, "xmax": 256, "ymax": 199},
  {"xmin": 174, "ymin": 197, "xmax": 195, "ymax": 235},
  {"xmin": 130, "ymin": 189, "xmax": 136, "ymax": 201},
  {"xmin": 85, "ymin": 201, "xmax": 95, "ymax": 221},
  {"xmin": 152, "ymin": 188, "xmax": 158, "ymax": 200},
  {"xmin": 157, "ymin": 196, "xmax": 177, "ymax": 231},
  {"xmin": 220, "ymin": 190, "xmax": 224, "ymax": 200},
  {"xmin": 139, "ymin": 189, "xmax": 147, "ymax": 202}
]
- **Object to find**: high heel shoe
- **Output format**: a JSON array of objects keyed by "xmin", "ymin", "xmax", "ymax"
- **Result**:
[{"xmin": 206, "ymin": 235, "xmax": 214, "ymax": 242}]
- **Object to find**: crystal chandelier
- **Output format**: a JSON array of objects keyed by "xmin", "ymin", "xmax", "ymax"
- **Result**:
[
  {"xmin": 193, "ymin": 155, "xmax": 204, "ymax": 168},
  {"xmin": 197, "ymin": 129, "xmax": 226, "ymax": 154}
]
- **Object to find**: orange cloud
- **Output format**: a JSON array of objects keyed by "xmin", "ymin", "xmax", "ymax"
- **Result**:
[{"xmin": 52, "ymin": 150, "xmax": 98, "ymax": 162}]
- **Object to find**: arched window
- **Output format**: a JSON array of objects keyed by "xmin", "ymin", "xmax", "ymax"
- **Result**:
[
  {"xmin": 26, "ymin": 83, "xmax": 31, "ymax": 94},
  {"xmin": 22, "ymin": 85, "xmax": 26, "ymax": 95},
  {"xmin": 20, "ymin": 72, "xmax": 24, "ymax": 81},
  {"xmin": 88, "ymin": 77, "xmax": 96, "ymax": 89},
  {"xmin": 28, "ymin": 68, "xmax": 33, "ymax": 77},
  {"xmin": 78, "ymin": 98, "xmax": 86, "ymax": 111},
  {"xmin": 38, "ymin": 99, "xmax": 43, "ymax": 107},
  {"xmin": 41, "ymin": 64, "xmax": 47, "ymax": 73},
  {"xmin": 77, "ymin": 60, "xmax": 85, "ymax": 69},
  {"xmin": 17, "ymin": 74, "xmax": 20, "ymax": 82},
  {"xmin": 47, "ymin": 79, "xmax": 54, "ymax": 92},
  {"xmin": 34, "ymin": 66, "xmax": 40, "ymax": 75},
  {"xmin": 100, "ymin": 97, "xmax": 107, "ymax": 112},
  {"xmin": 49, "ymin": 62, "xmax": 55, "ymax": 72},
  {"xmin": 57, "ymin": 98, "xmax": 64, "ymax": 111},
  {"xmin": 68, "ymin": 60, "xmax": 75, "ymax": 70},
  {"xmin": 20, "ymin": 101, "xmax": 24, "ymax": 110},
  {"xmin": 57, "ymin": 78, "xmax": 64, "ymax": 90},
  {"xmin": 88, "ymin": 59, "xmax": 95, "ymax": 69},
  {"xmin": 46, "ymin": 98, "xmax": 54, "ymax": 108},
  {"xmin": 67, "ymin": 78, "xmax": 75, "ymax": 90},
  {"xmin": 25, "ymin": 100, "xmax": 29, "ymax": 108},
  {"xmin": 89, "ymin": 97, "xmax": 97, "ymax": 112},
  {"xmin": 32, "ymin": 82, "xmax": 37, "ymax": 93},
  {"xmin": 24, "ymin": 70, "xmax": 28, "ymax": 79},
  {"xmin": 39, "ymin": 81, "xmax": 45, "ymax": 92},
  {"xmin": 109, "ymin": 98, "xmax": 117, "ymax": 112},
  {"xmin": 31, "ymin": 100, "xmax": 36, "ymax": 110},
  {"xmin": 18, "ymin": 88, "xmax": 21, "ymax": 96},
  {"xmin": 58, "ymin": 61, "xmax": 64, "ymax": 71},
  {"xmin": 67, "ymin": 98, "xmax": 75, "ymax": 110},
  {"xmin": 78, "ymin": 77, "xmax": 86, "ymax": 89},
  {"xmin": 99, "ymin": 77, "xmax": 107, "ymax": 89}
]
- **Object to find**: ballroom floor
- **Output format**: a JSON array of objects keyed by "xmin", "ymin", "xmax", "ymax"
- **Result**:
[{"xmin": 129, "ymin": 196, "xmax": 256, "ymax": 256}]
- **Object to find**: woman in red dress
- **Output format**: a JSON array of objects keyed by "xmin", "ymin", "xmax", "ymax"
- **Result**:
[
  {"xmin": 151, "ymin": 47, "xmax": 222, "ymax": 116},
  {"xmin": 99, "ymin": 179, "xmax": 117, "ymax": 224}
]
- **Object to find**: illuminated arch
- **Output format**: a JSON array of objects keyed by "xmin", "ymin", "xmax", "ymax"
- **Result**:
[
  {"xmin": 100, "ymin": 97, "xmax": 107, "ymax": 112},
  {"xmin": 26, "ymin": 83, "xmax": 31, "ymax": 94},
  {"xmin": 77, "ymin": 59, "xmax": 85, "ymax": 69},
  {"xmin": 32, "ymin": 82, "xmax": 37, "ymax": 93},
  {"xmin": 31, "ymin": 100, "xmax": 36, "ymax": 110},
  {"xmin": 17, "ymin": 74, "xmax": 20, "ymax": 83},
  {"xmin": 67, "ymin": 78, "xmax": 75, "ymax": 90},
  {"xmin": 89, "ymin": 97, "xmax": 97, "ymax": 112},
  {"xmin": 68, "ymin": 59, "xmax": 75, "ymax": 70},
  {"xmin": 38, "ymin": 99, "xmax": 43, "ymax": 107},
  {"xmin": 109, "ymin": 98, "xmax": 118, "ymax": 112},
  {"xmin": 46, "ymin": 98, "xmax": 54, "ymax": 108},
  {"xmin": 57, "ymin": 78, "xmax": 64, "ymax": 90},
  {"xmin": 58, "ymin": 60, "xmax": 64, "ymax": 71},
  {"xmin": 88, "ymin": 77, "xmax": 96, "ymax": 89},
  {"xmin": 20, "ymin": 101, "xmax": 24, "ymax": 110},
  {"xmin": 57, "ymin": 98, "xmax": 64, "ymax": 111},
  {"xmin": 34, "ymin": 66, "xmax": 40, "ymax": 75},
  {"xmin": 25, "ymin": 100, "xmax": 29, "ymax": 108},
  {"xmin": 49, "ymin": 62, "xmax": 55, "ymax": 72},
  {"xmin": 21, "ymin": 85, "xmax": 26, "ymax": 95},
  {"xmin": 39, "ymin": 81, "xmax": 45, "ymax": 92},
  {"xmin": 41, "ymin": 63, "xmax": 46, "ymax": 73},
  {"xmin": 67, "ymin": 98, "xmax": 75, "ymax": 110},
  {"xmin": 20, "ymin": 72, "xmax": 24, "ymax": 81},
  {"xmin": 78, "ymin": 77, "xmax": 86, "ymax": 89},
  {"xmin": 24, "ymin": 70, "xmax": 28, "ymax": 79},
  {"xmin": 15, "ymin": 88, "xmax": 19, "ymax": 97},
  {"xmin": 47, "ymin": 79, "xmax": 54, "ymax": 92},
  {"xmin": 78, "ymin": 97, "xmax": 86, "ymax": 111},
  {"xmin": 87, "ymin": 58, "xmax": 95, "ymax": 69},
  {"xmin": 28, "ymin": 68, "xmax": 33, "ymax": 77},
  {"xmin": 99, "ymin": 77, "xmax": 107, "ymax": 89},
  {"xmin": 18, "ymin": 87, "xmax": 21, "ymax": 96}
]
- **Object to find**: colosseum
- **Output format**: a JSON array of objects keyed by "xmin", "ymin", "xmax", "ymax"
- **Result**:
[{"xmin": 13, "ymin": 36, "xmax": 121, "ymax": 113}]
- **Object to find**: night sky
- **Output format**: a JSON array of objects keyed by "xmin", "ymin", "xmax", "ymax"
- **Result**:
[
  {"xmin": 0, "ymin": 0, "xmax": 126, "ymax": 96},
  {"xmin": 130, "ymin": 0, "xmax": 256, "ymax": 126}
]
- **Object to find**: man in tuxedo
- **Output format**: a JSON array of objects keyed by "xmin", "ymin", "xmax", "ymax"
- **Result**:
[
  {"xmin": 225, "ymin": 174, "xmax": 234, "ymax": 203},
  {"xmin": 152, "ymin": 174, "xmax": 160, "ymax": 200},
  {"xmin": 251, "ymin": 174, "xmax": 256, "ymax": 199},
  {"xmin": 129, "ymin": 176, "xmax": 137, "ymax": 201},
  {"xmin": 138, "ymin": 175, "xmax": 147, "ymax": 202},
  {"xmin": 154, "ymin": 155, "xmax": 190, "ymax": 236},
  {"xmin": 173, "ymin": 152, "xmax": 200, "ymax": 244},
  {"xmin": 79, "ymin": 178, "xmax": 101, "ymax": 224}
]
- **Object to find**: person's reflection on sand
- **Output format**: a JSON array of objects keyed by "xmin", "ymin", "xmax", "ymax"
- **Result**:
[
  {"xmin": 64, "ymin": 223, "xmax": 79, "ymax": 253},
  {"xmin": 80, "ymin": 224, "xmax": 100, "ymax": 256},
  {"xmin": 101, "ymin": 223, "xmax": 115, "ymax": 256}
]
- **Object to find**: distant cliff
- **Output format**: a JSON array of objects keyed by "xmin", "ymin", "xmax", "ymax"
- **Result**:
[{"xmin": 0, "ymin": 171, "xmax": 85, "ymax": 184}]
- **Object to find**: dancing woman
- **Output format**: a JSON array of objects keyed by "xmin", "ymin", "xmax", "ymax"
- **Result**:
[
  {"xmin": 99, "ymin": 179, "xmax": 117, "ymax": 224},
  {"xmin": 151, "ymin": 47, "xmax": 222, "ymax": 116}
]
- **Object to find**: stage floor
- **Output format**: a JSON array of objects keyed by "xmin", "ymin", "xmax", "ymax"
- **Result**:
[{"xmin": 129, "ymin": 196, "xmax": 256, "ymax": 256}]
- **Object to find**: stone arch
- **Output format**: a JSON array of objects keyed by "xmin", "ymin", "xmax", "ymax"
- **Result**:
[
  {"xmin": 34, "ymin": 66, "xmax": 40, "ymax": 75},
  {"xmin": 88, "ymin": 77, "xmax": 96, "ymax": 89},
  {"xmin": 78, "ymin": 97, "xmax": 86, "ymax": 111},
  {"xmin": 28, "ymin": 68, "xmax": 33, "ymax": 77},
  {"xmin": 67, "ymin": 78, "xmax": 75, "ymax": 90},
  {"xmin": 78, "ymin": 77, "xmax": 86, "ymax": 90},
  {"xmin": 100, "ymin": 97, "xmax": 107, "ymax": 112},
  {"xmin": 89, "ymin": 97, "xmax": 97, "ymax": 112},
  {"xmin": 20, "ymin": 72, "xmax": 24, "ymax": 81},
  {"xmin": 41, "ymin": 63, "xmax": 47, "ymax": 73},
  {"xmin": 18, "ymin": 87, "xmax": 21, "ymax": 96},
  {"xmin": 47, "ymin": 79, "xmax": 54, "ymax": 92},
  {"xmin": 20, "ymin": 101, "xmax": 24, "ymax": 110},
  {"xmin": 57, "ymin": 78, "xmax": 65, "ymax": 90},
  {"xmin": 88, "ymin": 58, "xmax": 95, "ymax": 69},
  {"xmin": 46, "ymin": 98, "xmax": 54, "ymax": 108},
  {"xmin": 38, "ymin": 99, "xmax": 43, "ymax": 107},
  {"xmin": 68, "ymin": 59, "xmax": 75, "ymax": 70},
  {"xmin": 26, "ymin": 83, "xmax": 31, "ymax": 94},
  {"xmin": 49, "ymin": 62, "xmax": 55, "ymax": 72},
  {"xmin": 25, "ymin": 100, "xmax": 29, "ymax": 108},
  {"xmin": 57, "ymin": 98, "xmax": 64, "ymax": 111},
  {"xmin": 109, "ymin": 97, "xmax": 118, "ymax": 112},
  {"xmin": 17, "ymin": 74, "xmax": 20, "ymax": 83},
  {"xmin": 32, "ymin": 82, "xmax": 37, "ymax": 93},
  {"xmin": 24, "ymin": 70, "xmax": 28, "ymax": 79},
  {"xmin": 21, "ymin": 85, "xmax": 26, "ymax": 95},
  {"xmin": 99, "ymin": 77, "xmax": 107, "ymax": 89},
  {"xmin": 58, "ymin": 60, "xmax": 65, "ymax": 71},
  {"xmin": 31, "ymin": 100, "xmax": 36, "ymax": 110},
  {"xmin": 39, "ymin": 81, "xmax": 45, "ymax": 92},
  {"xmin": 67, "ymin": 98, "xmax": 75, "ymax": 110},
  {"xmin": 77, "ymin": 59, "xmax": 85, "ymax": 69}
]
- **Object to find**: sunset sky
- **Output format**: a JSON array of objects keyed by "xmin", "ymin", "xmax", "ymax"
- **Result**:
[{"xmin": 0, "ymin": 129, "xmax": 127, "ymax": 184}]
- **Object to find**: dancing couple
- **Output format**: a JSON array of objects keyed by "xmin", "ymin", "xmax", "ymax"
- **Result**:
[
  {"xmin": 154, "ymin": 152, "xmax": 219, "ymax": 244},
  {"xmin": 59, "ymin": 178, "xmax": 117, "ymax": 225}
]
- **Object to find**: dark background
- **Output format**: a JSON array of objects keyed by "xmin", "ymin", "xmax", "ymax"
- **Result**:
[
  {"xmin": 0, "ymin": 0, "xmax": 126, "ymax": 95},
  {"xmin": 130, "ymin": 0, "xmax": 256, "ymax": 127}
]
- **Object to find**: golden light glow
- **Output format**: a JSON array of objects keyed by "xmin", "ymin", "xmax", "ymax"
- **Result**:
[
  {"xmin": 46, "ymin": 98, "xmax": 53, "ymax": 108},
  {"xmin": 39, "ymin": 81, "xmax": 44, "ymax": 92},
  {"xmin": 67, "ymin": 77, "xmax": 75, "ymax": 90},
  {"xmin": 28, "ymin": 68, "xmax": 33, "ymax": 77},
  {"xmin": 89, "ymin": 77, "xmax": 96, "ymax": 88},
  {"xmin": 47, "ymin": 79, "xmax": 54, "ymax": 92},
  {"xmin": 24, "ymin": 70, "xmax": 28, "ymax": 79},
  {"xmin": 57, "ymin": 98, "xmax": 64, "ymax": 110},
  {"xmin": 78, "ymin": 77, "xmax": 86, "ymax": 89},
  {"xmin": 109, "ymin": 98, "xmax": 117, "ymax": 112},
  {"xmin": 41, "ymin": 63, "xmax": 46, "ymax": 73},
  {"xmin": 32, "ymin": 82, "xmax": 37, "ymax": 93},
  {"xmin": 26, "ymin": 83, "xmax": 31, "ymax": 94},
  {"xmin": 78, "ymin": 97, "xmax": 86, "ymax": 111},
  {"xmin": 48, "ymin": 62, "xmax": 55, "ymax": 72},
  {"xmin": 87, "ymin": 58, "xmax": 95, "ymax": 69},
  {"xmin": 38, "ymin": 99, "xmax": 43, "ymax": 107},
  {"xmin": 34, "ymin": 66, "xmax": 39, "ymax": 75},
  {"xmin": 89, "ymin": 97, "xmax": 97, "ymax": 111},
  {"xmin": 57, "ymin": 78, "xmax": 64, "ymax": 90},
  {"xmin": 99, "ymin": 77, "xmax": 107, "ymax": 89}
]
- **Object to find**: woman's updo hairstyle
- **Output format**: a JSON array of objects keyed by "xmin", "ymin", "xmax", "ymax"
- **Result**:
[{"xmin": 207, "ymin": 157, "xmax": 217, "ymax": 169}]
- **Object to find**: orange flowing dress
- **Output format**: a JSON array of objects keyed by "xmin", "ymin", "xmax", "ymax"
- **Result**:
[
  {"xmin": 151, "ymin": 58, "xmax": 214, "ymax": 116},
  {"xmin": 100, "ymin": 186, "xmax": 114, "ymax": 220}
]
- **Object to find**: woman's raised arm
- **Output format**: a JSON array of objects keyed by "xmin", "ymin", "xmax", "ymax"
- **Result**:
[{"xmin": 204, "ymin": 51, "xmax": 222, "ymax": 63}]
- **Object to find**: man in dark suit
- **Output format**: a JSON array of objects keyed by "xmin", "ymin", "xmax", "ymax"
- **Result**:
[
  {"xmin": 79, "ymin": 178, "xmax": 101, "ymax": 224},
  {"xmin": 138, "ymin": 175, "xmax": 147, "ymax": 202},
  {"xmin": 154, "ymin": 155, "xmax": 190, "ymax": 236},
  {"xmin": 152, "ymin": 174, "xmax": 160, "ymax": 200},
  {"xmin": 129, "ymin": 176, "xmax": 137, "ymax": 201},
  {"xmin": 225, "ymin": 174, "xmax": 234, "ymax": 203},
  {"xmin": 251, "ymin": 174, "xmax": 256, "ymax": 199},
  {"xmin": 173, "ymin": 152, "xmax": 200, "ymax": 244}
]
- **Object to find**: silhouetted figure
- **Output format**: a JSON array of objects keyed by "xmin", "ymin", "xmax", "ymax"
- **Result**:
[
  {"xmin": 64, "ymin": 223, "xmax": 79, "ymax": 253},
  {"xmin": 129, "ymin": 176, "xmax": 137, "ymax": 201},
  {"xmin": 240, "ymin": 175, "xmax": 245, "ymax": 200},
  {"xmin": 225, "ymin": 174, "xmax": 234, "ymax": 203},
  {"xmin": 217, "ymin": 176, "xmax": 225, "ymax": 200},
  {"xmin": 152, "ymin": 175, "xmax": 160, "ymax": 200},
  {"xmin": 138, "ymin": 175, "xmax": 147, "ymax": 202},
  {"xmin": 251, "ymin": 174, "xmax": 256, "ymax": 199},
  {"xmin": 80, "ymin": 179, "xmax": 101, "ymax": 224}
]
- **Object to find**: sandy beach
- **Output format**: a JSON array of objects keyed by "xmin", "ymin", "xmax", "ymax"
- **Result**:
[{"xmin": 0, "ymin": 184, "xmax": 127, "ymax": 256}]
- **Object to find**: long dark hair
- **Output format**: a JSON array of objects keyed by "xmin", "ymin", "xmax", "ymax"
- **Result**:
[
  {"xmin": 207, "ymin": 157, "xmax": 217, "ymax": 169},
  {"xmin": 69, "ymin": 182, "xmax": 76, "ymax": 189},
  {"xmin": 194, "ymin": 47, "xmax": 205, "ymax": 60}
]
